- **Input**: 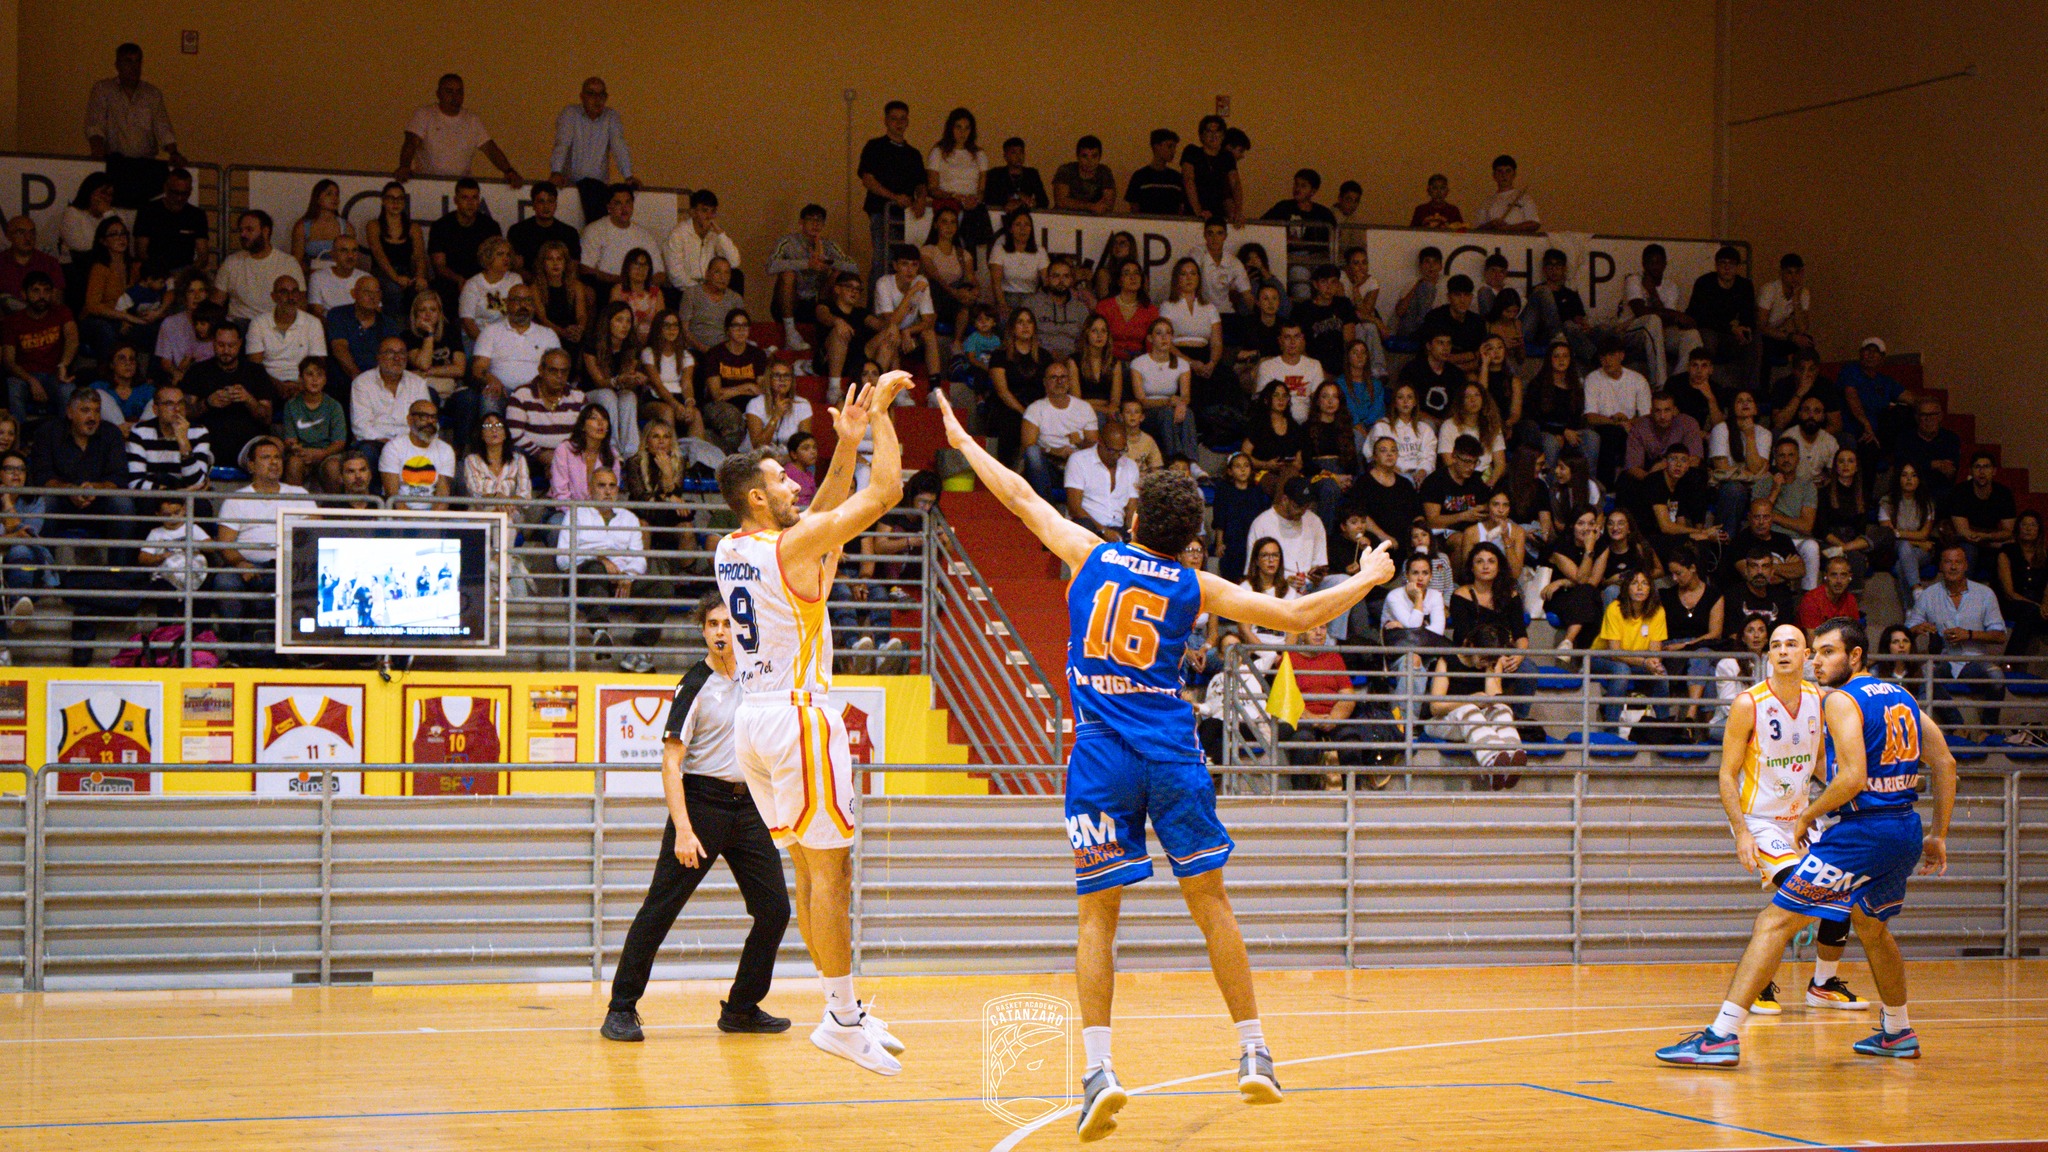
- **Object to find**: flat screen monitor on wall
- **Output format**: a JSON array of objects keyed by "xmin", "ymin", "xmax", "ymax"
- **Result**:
[{"xmin": 275, "ymin": 510, "xmax": 508, "ymax": 656}]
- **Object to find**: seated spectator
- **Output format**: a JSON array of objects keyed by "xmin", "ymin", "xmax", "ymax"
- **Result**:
[
  {"xmin": 680, "ymin": 257, "xmax": 744, "ymax": 355},
  {"xmin": 744, "ymin": 362, "xmax": 812, "ymax": 453},
  {"xmin": 333, "ymin": 450, "xmax": 377, "ymax": 511},
  {"xmin": 289, "ymin": 178, "xmax": 349, "ymax": 272},
  {"xmin": 1426, "ymin": 621, "xmax": 1526, "ymax": 787},
  {"xmin": 1540, "ymin": 453, "xmax": 1603, "ymax": 536},
  {"xmin": 872, "ymin": 246, "xmax": 942, "ymax": 377},
  {"xmin": 1519, "ymin": 341, "xmax": 1587, "ymax": 470},
  {"xmin": 1256, "ymin": 321, "xmax": 1325, "ymax": 424},
  {"xmin": 1438, "ymin": 380, "xmax": 1508, "ymax": 487},
  {"xmin": 1260, "ymin": 170, "xmax": 1337, "ymax": 294},
  {"xmin": 1946, "ymin": 449, "xmax": 2017, "ymax": 573},
  {"xmin": 663, "ymin": 189, "xmax": 738, "ymax": 294},
  {"xmin": 1454, "ymin": 490, "xmax": 1529, "ymax": 581},
  {"xmin": 1114, "ymin": 397, "xmax": 1162, "ymax": 473},
  {"xmin": 152, "ymin": 271, "xmax": 216, "ymax": 385},
  {"xmin": 1020, "ymin": 360, "xmax": 1097, "ymax": 503},
  {"xmin": 350, "ymin": 336, "xmax": 431, "ymax": 463},
  {"xmin": 1758, "ymin": 440, "xmax": 1822, "ymax": 587},
  {"xmin": 987, "ymin": 210, "xmax": 1048, "ymax": 317},
  {"xmin": 696, "ymin": 309, "xmax": 768, "ymax": 452},
  {"xmin": 1416, "ymin": 275, "xmax": 1485, "ymax": 373},
  {"xmin": 1709, "ymin": 389, "xmax": 1774, "ymax": 527},
  {"xmin": 1894, "ymin": 395, "xmax": 1962, "ymax": 497},
  {"xmin": 1302, "ymin": 380, "xmax": 1361, "ymax": 525},
  {"xmin": 611, "ymin": 248, "xmax": 664, "ymax": 341},
  {"xmin": 1280, "ymin": 620, "xmax": 1361, "ymax": 788},
  {"xmin": 1597, "ymin": 505, "xmax": 1664, "ymax": 596},
  {"xmin": 1614, "ymin": 244, "xmax": 1702, "ymax": 388},
  {"xmin": 1291, "ymin": 263, "xmax": 1359, "ymax": 380},
  {"xmin": 633, "ymin": 310, "xmax": 695, "ymax": 434},
  {"xmin": 1797, "ymin": 554, "xmax": 1862, "ymax": 632},
  {"xmin": 548, "ymin": 403, "xmax": 617, "ymax": 504},
  {"xmin": 1227, "ymin": 534, "xmax": 1299, "ymax": 655},
  {"xmin": 1779, "ymin": 391, "xmax": 1841, "ymax": 484},
  {"xmin": 1708, "ymin": 615, "xmax": 1773, "ymax": 742},
  {"xmin": 1397, "ymin": 331, "xmax": 1465, "ymax": 425},
  {"xmin": 1583, "ymin": 337, "xmax": 1652, "ymax": 485},
  {"xmin": 1813, "ymin": 446, "xmax": 1888, "ymax": 579},
  {"xmin": 1540, "ymin": 506, "xmax": 1607, "ymax": 649},
  {"xmin": 1724, "ymin": 519, "xmax": 1803, "ymax": 630},
  {"xmin": 1129, "ymin": 319, "xmax": 1198, "ymax": 461},
  {"xmin": 402, "ymin": 292, "xmax": 467, "ymax": 402},
  {"xmin": 470, "ymin": 285, "xmax": 563, "ymax": 441},
  {"xmin": 461, "ymin": 412, "xmax": 533, "ymax": 506},
  {"xmin": 1093, "ymin": 260, "xmax": 1158, "ymax": 361},
  {"xmin": 1665, "ymin": 350, "xmax": 1725, "ymax": 445},
  {"xmin": 245, "ymin": 275, "xmax": 323, "ymax": 390},
  {"xmin": 3, "ymin": 272, "xmax": 79, "ymax": 421},
  {"xmin": 132, "ymin": 168, "xmax": 208, "ymax": 273},
  {"xmin": 186, "ymin": 326, "xmax": 279, "ymax": 469},
  {"xmin": 1906, "ymin": 544, "xmax": 2008, "ymax": 734},
  {"xmin": 985, "ymin": 137, "xmax": 1047, "ymax": 213},
  {"xmin": 1342, "ymin": 435, "xmax": 1422, "ymax": 550},
  {"xmin": 378, "ymin": 399, "xmax": 455, "ymax": 509},
  {"xmin": 984, "ymin": 308, "xmax": 1053, "ymax": 463},
  {"xmin": 0, "ymin": 216, "xmax": 65, "ymax": 311},
  {"xmin": 917, "ymin": 206, "xmax": 981, "ymax": 352},
  {"xmin": 813, "ymin": 273, "xmax": 881, "ymax": 403},
  {"xmin": 1242, "ymin": 381, "xmax": 1306, "ymax": 485},
  {"xmin": 424, "ymin": 179, "xmax": 501, "ymax": 317},
  {"xmin": 136, "ymin": 494, "xmax": 210, "ymax": 606},
  {"xmin": 1409, "ymin": 174, "xmax": 1463, "ymax": 230},
  {"xmin": 1247, "ymin": 476, "xmax": 1329, "ymax": 593},
  {"xmin": 1450, "ymin": 539, "xmax": 1529, "ymax": 652},
  {"xmin": 91, "ymin": 344, "xmax": 153, "ymax": 435},
  {"xmin": 505, "ymin": 182, "xmax": 580, "ymax": 275},
  {"xmin": 555, "ymin": 466, "xmax": 646, "ymax": 655},
  {"xmin": 1883, "ymin": 460, "xmax": 1940, "ymax": 594},
  {"xmin": 507, "ymin": 348, "xmax": 589, "ymax": 477},
  {"xmin": 326, "ymin": 276, "xmax": 397, "ymax": 383},
  {"xmin": 1063, "ymin": 421, "xmax": 1138, "ymax": 540},
  {"xmin": 1052, "ymin": 135, "xmax": 1116, "ymax": 215},
  {"xmin": 457, "ymin": 237, "xmax": 519, "ymax": 341},
  {"xmin": 784, "ymin": 431, "xmax": 819, "ymax": 507},
  {"xmin": 76, "ymin": 217, "xmax": 146, "ymax": 363},
  {"xmin": 1636, "ymin": 444, "xmax": 1721, "ymax": 558},
  {"xmin": 363, "ymin": 182, "xmax": 429, "ymax": 324},
  {"xmin": 1754, "ymin": 252, "xmax": 1813, "ymax": 373},
  {"xmin": 1620, "ymin": 390, "xmax": 1704, "ymax": 507},
  {"xmin": 898, "ymin": 182, "xmax": 937, "ymax": 248},
  {"xmin": 278, "ymin": 358, "xmax": 347, "ymax": 491},
  {"xmin": 1997, "ymin": 510, "xmax": 2048, "ymax": 656},
  {"xmin": 1335, "ymin": 339, "xmax": 1387, "ymax": 435},
  {"xmin": 123, "ymin": 382, "xmax": 209, "ymax": 491},
  {"xmin": 1684, "ymin": 245, "xmax": 1756, "ymax": 370},
  {"xmin": 213, "ymin": 437, "xmax": 316, "ymax": 645},
  {"xmin": 582, "ymin": 301, "xmax": 651, "ymax": 459},
  {"xmin": 579, "ymin": 185, "xmax": 667, "ymax": 297},
  {"xmin": 1420, "ymin": 435, "xmax": 1492, "ymax": 538},
  {"xmin": 1592, "ymin": 569, "xmax": 1669, "ymax": 726},
  {"xmin": 1473, "ymin": 255, "xmax": 1511, "ymax": 321},
  {"xmin": 1380, "ymin": 548, "xmax": 1448, "ymax": 697},
  {"xmin": 1124, "ymin": 128, "xmax": 1188, "ymax": 215},
  {"xmin": 1477, "ymin": 327, "xmax": 1523, "ymax": 420},
  {"xmin": 767, "ymin": 204, "xmax": 858, "ymax": 352},
  {"xmin": 219, "ymin": 210, "xmax": 303, "ymax": 325},
  {"xmin": 1210, "ymin": 452, "xmax": 1269, "ymax": 583},
  {"xmin": 528, "ymin": 239, "xmax": 591, "ymax": 350},
  {"xmin": 1474, "ymin": 155, "xmax": 1540, "ymax": 234},
  {"xmin": 1836, "ymin": 336, "xmax": 1911, "ymax": 453},
  {"xmin": 1020, "ymin": 257, "xmax": 1086, "ymax": 364},
  {"xmin": 1659, "ymin": 542, "xmax": 1725, "ymax": 726}
]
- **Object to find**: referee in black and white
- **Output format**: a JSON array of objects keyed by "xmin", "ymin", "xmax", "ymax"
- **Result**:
[{"xmin": 603, "ymin": 592, "xmax": 792, "ymax": 1040}]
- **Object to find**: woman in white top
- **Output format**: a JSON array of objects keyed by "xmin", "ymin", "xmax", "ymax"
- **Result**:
[
  {"xmin": 1455, "ymin": 490, "xmax": 1529, "ymax": 579},
  {"xmin": 58, "ymin": 174, "xmax": 130, "ymax": 265},
  {"xmin": 638, "ymin": 310, "xmax": 697, "ymax": 432},
  {"xmin": 744, "ymin": 361, "xmax": 813, "ymax": 452},
  {"xmin": 461, "ymin": 412, "xmax": 534, "ymax": 507},
  {"xmin": 1880, "ymin": 460, "xmax": 1940, "ymax": 593},
  {"xmin": 1234, "ymin": 536, "xmax": 1298, "ymax": 661},
  {"xmin": 1369, "ymin": 381, "xmax": 1437, "ymax": 484},
  {"xmin": 1437, "ymin": 380, "xmax": 1509, "ymax": 484},
  {"xmin": 1708, "ymin": 388, "xmax": 1773, "ymax": 527},
  {"xmin": 986, "ymin": 209, "xmax": 1048, "ymax": 316},
  {"xmin": 1130, "ymin": 318, "xmax": 1198, "ymax": 462},
  {"xmin": 1382, "ymin": 551, "xmax": 1450, "ymax": 709},
  {"xmin": 457, "ymin": 237, "xmax": 518, "ymax": 342},
  {"xmin": 926, "ymin": 108, "xmax": 989, "ymax": 206},
  {"xmin": 1708, "ymin": 615, "xmax": 1770, "ymax": 742},
  {"xmin": 1157, "ymin": 256, "xmax": 1224, "ymax": 399}
]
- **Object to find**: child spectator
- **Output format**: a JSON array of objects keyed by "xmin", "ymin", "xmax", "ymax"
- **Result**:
[
  {"xmin": 282, "ymin": 357, "xmax": 349, "ymax": 491},
  {"xmin": 138, "ymin": 494, "xmax": 210, "ymax": 599}
]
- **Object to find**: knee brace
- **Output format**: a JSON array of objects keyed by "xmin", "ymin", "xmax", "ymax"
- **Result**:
[{"xmin": 1816, "ymin": 916, "xmax": 1851, "ymax": 949}]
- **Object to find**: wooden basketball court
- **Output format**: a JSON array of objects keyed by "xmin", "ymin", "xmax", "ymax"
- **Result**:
[{"xmin": 2, "ymin": 961, "xmax": 2044, "ymax": 1150}]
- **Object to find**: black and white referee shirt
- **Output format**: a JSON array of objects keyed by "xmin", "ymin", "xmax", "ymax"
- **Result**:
[{"xmin": 663, "ymin": 661, "xmax": 743, "ymax": 782}]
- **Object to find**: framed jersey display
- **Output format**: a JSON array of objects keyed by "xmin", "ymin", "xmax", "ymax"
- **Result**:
[
  {"xmin": 402, "ymin": 686, "xmax": 509, "ymax": 795},
  {"xmin": 836, "ymin": 685, "xmax": 889, "ymax": 793},
  {"xmin": 597, "ymin": 685, "xmax": 672, "ymax": 796},
  {"xmin": 46, "ymin": 681, "xmax": 164, "ymax": 794},
  {"xmin": 254, "ymin": 684, "xmax": 366, "ymax": 796}
]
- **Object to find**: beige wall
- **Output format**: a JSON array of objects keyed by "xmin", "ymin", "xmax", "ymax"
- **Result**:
[
  {"xmin": 14, "ymin": 1, "xmax": 1716, "ymax": 271},
  {"xmin": 1729, "ymin": 1, "xmax": 2048, "ymax": 473},
  {"xmin": 0, "ymin": 0, "xmax": 17, "ymax": 149}
]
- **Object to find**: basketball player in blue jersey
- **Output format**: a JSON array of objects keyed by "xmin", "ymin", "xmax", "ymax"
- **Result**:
[
  {"xmin": 1658, "ymin": 618, "xmax": 1956, "ymax": 1067},
  {"xmin": 936, "ymin": 392, "xmax": 1396, "ymax": 1142}
]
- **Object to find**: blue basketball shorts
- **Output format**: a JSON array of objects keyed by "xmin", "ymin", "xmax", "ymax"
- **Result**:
[
  {"xmin": 1771, "ymin": 810, "xmax": 1923, "ymax": 923},
  {"xmin": 1064, "ymin": 724, "xmax": 1234, "ymax": 895}
]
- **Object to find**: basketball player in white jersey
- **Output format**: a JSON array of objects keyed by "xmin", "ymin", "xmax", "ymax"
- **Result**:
[
  {"xmin": 713, "ymin": 369, "xmax": 911, "ymax": 1074},
  {"xmin": 1717, "ymin": 622, "xmax": 1868, "ymax": 1013}
]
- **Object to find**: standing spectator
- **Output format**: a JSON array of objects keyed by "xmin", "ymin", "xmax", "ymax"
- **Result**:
[
  {"xmin": 379, "ymin": 400, "xmax": 456, "ymax": 508},
  {"xmin": 767, "ymin": 205, "xmax": 857, "ymax": 353},
  {"xmin": 1684, "ymin": 245, "xmax": 1756, "ymax": 373},
  {"xmin": 133, "ymin": 168, "xmax": 211, "ymax": 275},
  {"xmin": 213, "ymin": 438, "xmax": 316, "ymax": 647},
  {"xmin": 350, "ymin": 336, "xmax": 432, "ymax": 462},
  {"xmin": 548, "ymin": 76, "xmax": 635, "ymax": 224},
  {"xmin": 1064, "ymin": 422, "xmax": 1139, "ymax": 540},
  {"xmin": 1408, "ymin": 174, "xmax": 1464, "ymax": 230},
  {"xmin": 856, "ymin": 101, "xmax": 927, "ymax": 287},
  {"xmin": 1260, "ymin": 170, "xmax": 1337, "ymax": 299},
  {"xmin": 1474, "ymin": 155, "xmax": 1541, "ymax": 233},
  {"xmin": 1755, "ymin": 252, "xmax": 1813, "ymax": 372},
  {"xmin": 1946, "ymin": 450, "xmax": 2018, "ymax": 572},
  {"xmin": 1615, "ymin": 244, "xmax": 1702, "ymax": 388},
  {"xmin": 507, "ymin": 349, "xmax": 585, "ymax": 481},
  {"xmin": 245, "ymin": 276, "xmax": 324, "ymax": 391},
  {"xmin": 395, "ymin": 73, "xmax": 522, "ymax": 185},
  {"xmin": 425, "ymin": 179, "xmax": 501, "ymax": 317},
  {"xmin": 457, "ymin": 237, "xmax": 519, "ymax": 341},
  {"xmin": 366, "ymin": 183, "xmax": 429, "ymax": 322},
  {"xmin": 985, "ymin": 137, "xmax": 1047, "ymax": 214},
  {"xmin": 1180, "ymin": 116, "xmax": 1243, "ymax": 224},
  {"xmin": 3, "ymin": 273, "xmax": 78, "ymax": 420},
  {"xmin": 507, "ymin": 183, "xmax": 581, "ymax": 275},
  {"xmin": 84, "ymin": 43, "xmax": 187, "ymax": 208},
  {"xmin": 1893, "ymin": 395, "xmax": 1962, "ymax": 497},
  {"xmin": 307, "ymin": 235, "xmax": 372, "ymax": 317},
  {"xmin": 1020, "ymin": 360, "xmax": 1096, "ymax": 503},
  {"xmin": 184, "ymin": 326, "xmax": 278, "ymax": 468},
  {"xmin": 1582, "ymin": 338, "xmax": 1652, "ymax": 485},
  {"xmin": 1882, "ymin": 462, "xmax": 1940, "ymax": 594},
  {"xmin": 281, "ymin": 359, "xmax": 347, "ymax": 491},
  {"xmin": 663, "ymin": 191, "xmax": 739, "ymax": 295},
  {"xmin": 1906, "ymin": 544, "xmax": 2008, "ymax": 733},
  {"xmin": 1125, "ymin": 129, "xmax": 1188, "ymax": 216},
  {"xmin": 326, "ymin": 276, "xmax": 397, "ymax": 383},
  {"xmin": 124, "ymin": 383, "xmax": 210, "ymax": 491},
  {"xmin": 288, "ymin": 179, "xmax": 350, "ymax": 272},
  {"xmin": 1334, "ymin": 180, "xmax": 1364, "ymax": 224},
  {"xmin": 556, "ymin": 467, "xmax": 644, "ymax": 654},
  {"xmin": 219, "ymin": 211, "xmax": 303, "ymax": 325},
  {"xmin": 471, "ymin": 284, "xmax": 562, "ymax": 415},
  {"xmin": 1052, "ymin": 136, "xmax": 1116, "ymax": 215},
  {"xmin": 925, "ymin": 108, "xmax": 991, "ymax": 249}
]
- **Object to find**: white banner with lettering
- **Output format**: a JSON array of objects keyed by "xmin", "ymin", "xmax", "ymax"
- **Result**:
[
  {"xmin": 238, "ymin": 168, "xmax": 685, "ymax": 240},
  {"xmin": 1352, "ymin": 226, "xmax": 1744, "ymax": 328},
  {"xmin": 0, "ymin": 153, "xmax": 221, "ymax": 255},
  {"xmin": 1030, "ymin": 210, "xmax": 1290, "ymax": 303}
]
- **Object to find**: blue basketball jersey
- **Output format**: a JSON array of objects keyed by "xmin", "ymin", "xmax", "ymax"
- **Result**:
[
  {"xmin": 1823, "ymin": 674, "xmax": 1924, "ymax": 815},
  {"xmin": 1066, "ymin": 541, "xmax": 1205, "ymax": 760}
]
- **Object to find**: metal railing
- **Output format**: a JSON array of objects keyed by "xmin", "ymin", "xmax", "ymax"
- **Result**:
[
  {"xmin": 925, "ymin": 511, "xmax": 1063, "ymax": 782},
  {"xmin": 5, "ymin": 758, "xmax": 2042, "ymax": 990},
  {"xmin": 0, "ymin": 486, "xmax": 929, "ymax": 672}
]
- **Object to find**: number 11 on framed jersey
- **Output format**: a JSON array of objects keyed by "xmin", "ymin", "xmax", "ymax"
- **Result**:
[{"xmin": 254, "ymin": 684, "xmax": 366, "ymax": 796}]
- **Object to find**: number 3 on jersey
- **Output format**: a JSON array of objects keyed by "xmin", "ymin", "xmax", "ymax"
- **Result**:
[
  {"xmin": 1082, "ymin": 582, "xmax": 1167, "ymax": 669},
  {"xmin": 727, "ymin": 587, "xmax": 759, "ymax": 653},
  {"xmin": 1880, "ymin": 702, "xmax": 1919, "ymax": 765}
]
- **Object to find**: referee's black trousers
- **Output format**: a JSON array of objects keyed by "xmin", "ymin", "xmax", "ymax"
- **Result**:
[{"xmin": 609, "ymin": 775, "xmax": 791, "ymax": 1014}]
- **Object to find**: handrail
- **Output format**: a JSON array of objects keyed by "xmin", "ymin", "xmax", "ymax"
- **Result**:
[{"xmin": 925, "ymin": 510, "xmax": 1063, "ymax": 778}]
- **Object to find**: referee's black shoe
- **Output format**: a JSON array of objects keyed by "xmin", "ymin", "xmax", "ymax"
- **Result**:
[
  {"xmin": 601, "ymin": 1008, "xmax": 645, "ymax": 1042},
  {"xmin": 718, "ymin": 1002, "xmax": 792, "ymax": 1033}
]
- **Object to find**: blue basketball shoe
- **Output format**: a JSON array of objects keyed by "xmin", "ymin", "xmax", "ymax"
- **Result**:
[
  {"xmin": 1851, "ymin": 1026, "xmax": 1920, "ymax": 1058},
  {"xmin": 1655, "ymin": 1028, "xmax": 1740, "ymax": 1067}
]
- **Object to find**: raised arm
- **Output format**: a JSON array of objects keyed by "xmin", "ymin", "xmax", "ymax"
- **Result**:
[
  {"xmin": 1198, "ymin": 544, "xmax": 1394, "ymax": 635},
  {"xmin": 806, "ymin": 378, "xmax": 884, "ymax": 515},
  {"xmin": 935, "ymin": 389, "xmax": 1101, "ymax": 570},
  {"xmin": 778, "ymin": 374, "xmax": 908, "ymax": 560}
]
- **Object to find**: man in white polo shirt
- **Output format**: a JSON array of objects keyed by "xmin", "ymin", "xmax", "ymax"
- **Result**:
[
  {"xmin": 351, "ymin": 335, "xmax": 432, "ymax": 462},
  {"xmin": 472, "ymin": 283, "xmax": 561, "ymax": 398},
  {"xmin": 579, "ymin": 185, "xmax": 668, "ymax": 294},
  {"xmin": 1063, "ymin": 420, "xmax": 1139, "ymax": 541},
  {"xmin": 1247, "ymin": 476, "xmax": 1329, "ymax": 592},
  {"xmin": 1021, "ymin": 360, "xmax": 1098, "ymax": 503},
  {"xmin": 244, "ymin": 276, "xmax": 325, "ymax": 388},
  {"xmin": 395, "ymin": 72, "xmax": 522, "ymax": 186}
]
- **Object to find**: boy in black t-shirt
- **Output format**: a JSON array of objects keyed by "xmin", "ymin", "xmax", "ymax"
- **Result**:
[
  {"xmin": 1420, "ymin": 434, "xmax": 1494, "ymax": 536},
  {"xmin": 1289, "ymin": 264, "xmax": 1357, "ymax": 376},
  {"xmin": 1396, "ymin": 331, "xmax": 1467, "ymax": 421},
  {"xmin": 506, "ymin": 183, "xmax": 581, "ymax": 273},
  {"xmin": 1125, "ymin": 129, "xmax": 1189, "ymax": 216}
]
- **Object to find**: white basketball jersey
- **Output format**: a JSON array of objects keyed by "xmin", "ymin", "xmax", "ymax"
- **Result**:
[
  {"xmin": 714, "ymin": 529, "xmax": 834, "ymax": 696},
  {"xmin": 1740, "ymin": 680, "xmax": 1822, "ymax": 820},
  {"xmin": 604, "ymin": 695, "xmax": 669, "ymax": 764}
]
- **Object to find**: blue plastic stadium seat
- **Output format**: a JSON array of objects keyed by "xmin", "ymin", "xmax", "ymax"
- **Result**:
[
  {"xmin": 1586, "ymin": 731, "xmax": 1639, "ymax": 757},
  {"xmin": 1545, "ymin": 612, "xmax": 1563, "ymax": 629},
  {"xmin": 1534, "ymin": 663, "xmax": 1580, "ymax": 692},
  {"xmin": 1947, "ymin": 737, "xmax": 1990, "ymax": 762},
  {"xmin": 2005, "ymin": 670, "xmax": 2048, "ymax": 697},
  {"xmin": 1522, "ymin": 733, "xmax": 1571, "ymax": 759},
  {"xmin": 1657, "ymin": 744, "xmax": 1715, "ymax": 761}
]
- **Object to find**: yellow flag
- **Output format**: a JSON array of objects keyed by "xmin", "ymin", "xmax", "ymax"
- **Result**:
[{"xmin": 1266, "ymin": 653, "xmax": 1305, "ymax": 728}]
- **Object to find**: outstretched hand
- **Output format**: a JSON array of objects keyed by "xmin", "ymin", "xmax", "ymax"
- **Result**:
[
  {"xmin": 872, "ymin": 369, "xmax": 914, "ymax": 411},
  {"xmin": 1356, "ymin": 540, "xmax": 1396, "ymax": 589},
  {"xmin": 933, "ymin": 388, "xmax": 973, "ymax": 450},
  {"xmin": 829, "ymin": 377, "xmax": 878, "ymax": 443}
]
